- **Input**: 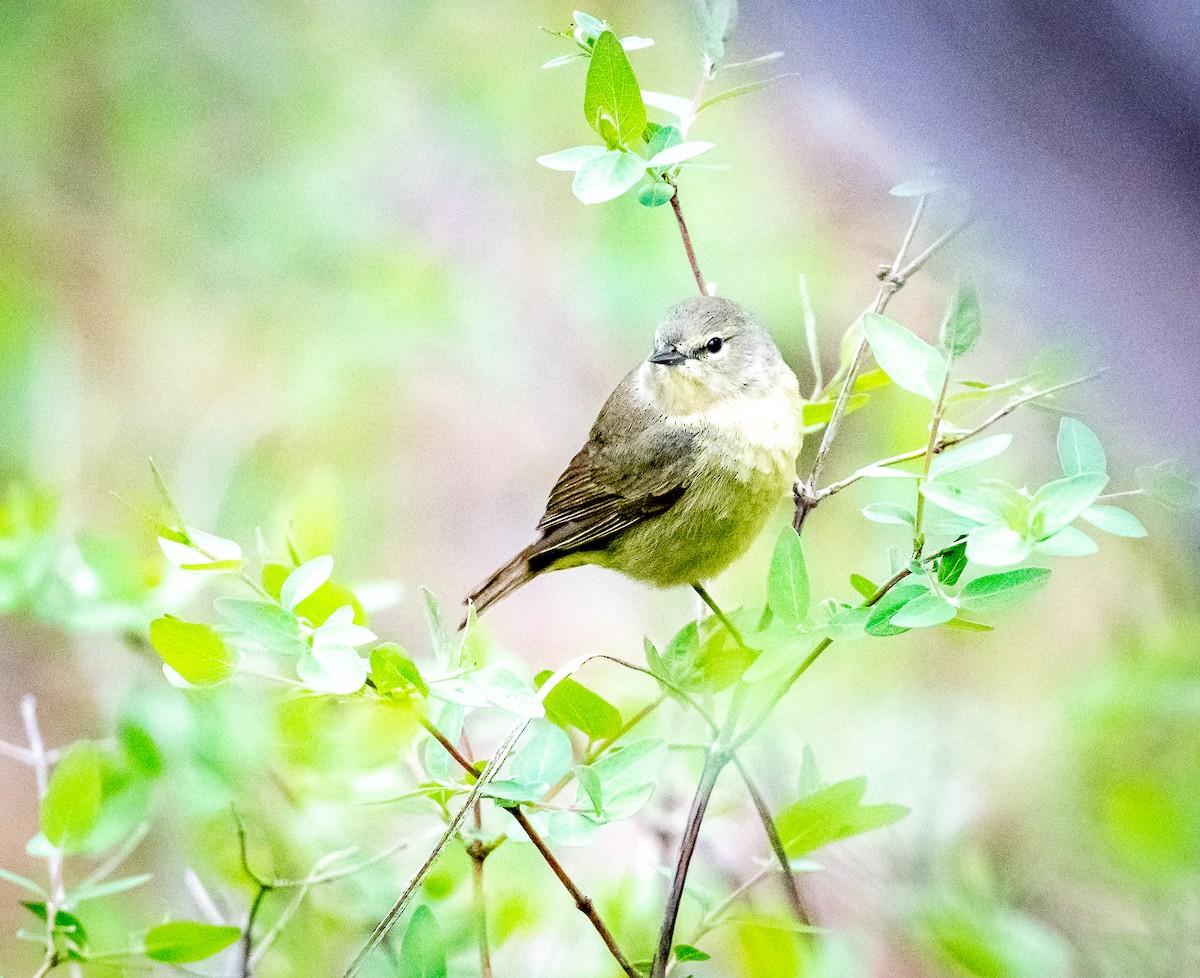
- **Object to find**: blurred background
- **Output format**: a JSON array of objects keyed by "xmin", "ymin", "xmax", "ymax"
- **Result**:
[{"xmin": 2, "ymin": 0, "xmax": 1198, "ymax": 976}]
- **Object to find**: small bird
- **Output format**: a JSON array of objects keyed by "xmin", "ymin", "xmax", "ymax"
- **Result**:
[{"xmin": 465, "ymin": 295, "xmax": 803, "ymax": 624}]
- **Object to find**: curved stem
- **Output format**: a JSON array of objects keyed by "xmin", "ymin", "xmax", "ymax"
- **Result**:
[{"xmin": 650, "ymin": 751, "xmax": 727, "ymax": 978}]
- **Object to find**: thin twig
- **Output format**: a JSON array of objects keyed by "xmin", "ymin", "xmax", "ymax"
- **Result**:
[
  {"xmin": 23, "ymin": 697, "xmax": 64, "ymax": 978},
  {"xmin": 650, "ymin": 752, "xmax": 725, "ymax": 978},
  {"xmin": 813, "ymin": 368, "xmax": 1110, "ymax": 501},
  {"xmin": 795, "ymin": 203, "xmax": 972, "ymax": 532},
  {"xmin": 692, "ymin": 583, "xmax": 749, "ymax": 651},
  {"xmin": 415, "ymin": 715, "xmax": 641, "ymax": 978},
  {"xmin": 731, "ymin": 759, "xmax": 810, "ymax": 927},
  {"xmin": 670, "ymin": 190, "xmax": 707, "ymax": 295}
]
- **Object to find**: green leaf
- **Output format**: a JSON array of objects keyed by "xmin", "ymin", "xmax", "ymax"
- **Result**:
[
  {"xmin": 1137, "ymin": 464, "xmax": 1199, "ymax": 511},
  {"xmin": 1029, "ymin": 473, "xmax": 1109, "ymax": 539},
  {"xmin": 585, "ymin": 738, "xmax": 665, "ymax": 820},
  {"xmin": 928, "ymin": 435, "xmax": 1013, "ymax": 479},
  {"xmin": 421, "ymin": 587, "xmax": 452, "ymax": 667},
  {"xmin": 935, "ymin": 540, "xmax": 968, "ymax": 586},
  {"xmin": 22, "ymin": 902, "xmax": 88, "ymax": 949},
  {"xmin": 40, "ymin": 742, "xmax": 103, "ymax": 850},
  {"xmin": 696, "ymin": 0, "xmax": 738, "ymax": 63},
  {"xmin": 849, "ymin": 573, "xmax": 878, "ymax": 598},
  {"xmin": 535, "ymin": 671, "xmax": 622, "ymax": 742},
  {"xmin": 943, "ymin": 617, "xmax": 994, "ymax": 633},
  {"xmin": 573, "ymin": 11, "xmax": 605, "ymax": 39},
  {"xmin": 644, "ymin": 122, "xmax": 681, "ymax": 158},
  {"xmin": 370, "ymin": 643, "xmax": 428, "ymax": 696},
  {"xmin": 675, "ymin": 944, "xmax": 712, "ymax": 962},
  {"xmin": 827, "ymin": 607, "xmax": 872, "ymax": 640},
  {"xmin": 69, "ymin": 872, "xmax": 153, "ymax": 904},
  {"xmin": 584, "ymin": 30, "xmax": 646, "ymax": 144},
  {"xmin": 890, "ymin": 592, "xmax": 957, "ymax": 628},
  {"xmin": 767, "ymin": 527, "xmax": 809, "ymax": 625},
  {"xmin": 801, "ymin": 394, "xmax": 870, "ymax": 428},
  {"xmin": 1080, "ymin": 505, "xmax": 1148, "ymax": 538},
  {"xmin": 1035, "ymin": 525, "xmax": 1098, "ymax": 557},
  {"xmin": 214, "ymin": 599, "xmax": 305, "ymax": 656},
  {"xmin": 573, "ymin": 765, "xmax": 603, "ymax": 815},
  {"xmin": 646, "ymin": 141, "xmax": 714, "ymax": 168},
  {"xmin": 536, "ymin": 145, "xmax": 607, "ymax": 171},
  {"xmin": 423, "ymin": 703, "xmax": 463, "ymax": 782},
  {"xmin": 696, "ymin": 75, "xmax": 793, "ymax": 114},
  {"xmin": 572, "ymin": 150, "xmax": 646, "ymax": 203},
  {"xmin": 1057, "ymin": 418, "xmax": 1107, "ymax": 477},
  {"xmin": 148, "ymin": 616, "xmax": 238, "ymax": 686},
  {"xmin": 965, "ymin": 526, "xmax": 1032, "ymax": 567},
  {"xmin": 865, "ymin": 584, "xmax": 928, "ymax": 637},
  {"xmin": 144, "ymin": 921, "xmax": 240, "ymax": 963},
  {"xmin": 862, "ymin": 313, "xmax": 948, "ymax": 402},
  {"xmin": 777, "ymin": 776, "xmax": 908, "ymax": 857},
  {"xmin": 938, "ymin": 281, "xmax": 981, "ymax": 357},
  {"xmin": 506, "ymin": 719, "xmax": 573, "ymax": 788},
  {"xmin": 280, "ymin": 555, "xmax": 334, "ymax": 610},
  {"xmin": 297, "ymin": 643, "xmax": 367, "ymax": 695},
  {"xmin": 958, "ymin": 567, "xmax": 1051, "ymax": 613},
  {"xmin": 638, "ymin": 182, "xmax": 675, "ymax": 207},
  {"xmin": 920, "ymin": 483, "xmax": 1004, "ymax": 526},
  {"xmin": 862, "ymin": 502, "xmax": 915, "ymax": 526}
]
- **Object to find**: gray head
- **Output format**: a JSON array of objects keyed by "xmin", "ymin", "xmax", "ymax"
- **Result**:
[{"xmin": 647, "ymin": 296, "xmax": 784, "ymax": 394}]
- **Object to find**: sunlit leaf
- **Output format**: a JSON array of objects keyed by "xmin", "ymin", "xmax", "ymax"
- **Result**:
[
  {"xmin": 1029, "ymin": 473, "xmax": 1108, "ymax": 539},
  {"xmin": 863, "ymin": 313, "xmax": 947, "ymax": 402},
  {"xmin": 41, "ymin": 742, "xmax": 104, "ymax": 850},
  {"xmin": 890, "ymin": 593, "xmax": 957, "ymax": 628},
  {"xmin": 938, "ymin": 281, "xmax": 981, "ymax": 357},
  {"xmin": 535, "ymin": 671, "xmax": 622, "ymax": 742},
  {"xmin": 1035, "ymin": 525, "xmax": 1098, "ymax": 557},
  {"xmin": 297, "ymin": 643, "xmax": 367, "ymax": 695},
  {"xmin": 149, "ymin": 616, "xmax": 238, "ymax": 685},
  {"xmin": 144, "ymin": 921, "xmax": 240, "ymax": 964},
  {"xmin": 865, "ymin": 584, "xmax": 928, "ymax": 637},
  {"xmin": 965, "ymin": 526, "xmax": 1032, "ymax": 566},
  {"xmin": 777, "ymin": 776, "xmax": 908, "ymax": 857},
  {"xmin": 647, "ymin": 140, "xmax": 714, "ymax": 168},
  {"xmin": 862, "ymin": 502, "xmax": 915, "ymax": 526},
  {"xmin": 1080, "ymin": 505, "xmax": 1147, "ymax": 538},
  {"xmin": 572, "ymin": 150, "xmax": 646, "ymax": 203},
  {"xmin": 767, "ymin": 527, "xmax": 809, "ymax": 625},
  {"xmin": 1137, "ymin": 464, "xmax": 1198, "ymax": 511},
  {"xmin": 536, "ymin": 145, "xmax": 607, "ymax": 171},
  {"xmin": 370, "ymin": 643, "xmax": 428, "ymax": 696},
  {"xmin": 584, "ymin": 31, "xmax": 646, "ymax": 144},
  {"xmin": 929, "ymin": 435, "xmax": 1013, "ymax": 479},
  {"xmin": 958, "ymin": 567, "xmax": 1051, "ymax": 613}
]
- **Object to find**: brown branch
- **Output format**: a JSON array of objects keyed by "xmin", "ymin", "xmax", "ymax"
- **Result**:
[
  {"xmin": 794, "ymin": 207, "xmax": 973, "ymax": 532},
  {"xmin": 416, "ymin": 716, "xmax": 642, "ymax": 978},
  {"xmin": 670, "ymin": 190, "xmax": 707, "ymax": 295}
]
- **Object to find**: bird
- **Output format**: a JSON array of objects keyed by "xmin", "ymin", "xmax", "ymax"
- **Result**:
[{"xmin": 464, "ymin": 295, "xmax": 803, "ymax": 627}]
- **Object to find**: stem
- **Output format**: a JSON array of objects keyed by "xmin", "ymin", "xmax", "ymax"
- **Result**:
[
  {"xmin": 415, "ymin": 716, "xmax": 641, "ymax": 978},
  {"xmin": 670, "ymin": 191, "xmax": 707, "ymax": 295},
  {"xmin": 469, "ymin": 801, "xmax": 493, "ymax": 978},
  {"xmin": 241, "ymin": 886, "xmax": 269, "ymax": 978},
  {"xmin": 912, "ymin": 365, "xmax": 954, "ymax": 554},
  {"xmin": 691, "ymin": 583, "xmax": 749, "ymax": 652},
  {"xmin": 813, "ymin": 368, "xmax": 1110, "ymax": 502},
  {"xmin": 731, "ymin": 759, "xmax": 810, "ymax": 927},
  {"xmin": 650, "ymin": 751, "xmax": 726, "ymax": 978},
  {"xmin": 22, "ymin": 697, "xmax": 64, "ymax": 978},
  {"xmin": 795, "ymin": 203, "xmax": 972, "ymax": 532}
]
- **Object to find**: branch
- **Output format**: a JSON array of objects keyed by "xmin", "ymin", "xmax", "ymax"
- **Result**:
[
  {"xmin": 22, "ymin": 697, "xmax": 64, "ymax": 978},
  {"xmin": 670, "ymin": 190, "xmax": 707, "ymax": 295},
  {"xmin": 794, "ymin": 204, "xmax": 971, "ymax": 531},
  {"xmin": 731, "ymin": 759, "xmax": 810, "ymax": 927},
  {"xmin": 416, "ymin": 715, "xmax": 641, "ymax": 978},
  {"xmin": 812, "ymin": 367, "xmax": 1110, "ymax": 502}
]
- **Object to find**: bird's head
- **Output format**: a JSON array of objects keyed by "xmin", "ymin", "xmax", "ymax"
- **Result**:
[{"xmin": 646, "ymin": 296, "xmax": 784, "ymax": 409}]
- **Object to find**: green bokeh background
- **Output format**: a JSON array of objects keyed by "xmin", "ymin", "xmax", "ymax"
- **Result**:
[{"xmin": 2, "ymin": 1, "xmax": 1197, "ymax": 976}]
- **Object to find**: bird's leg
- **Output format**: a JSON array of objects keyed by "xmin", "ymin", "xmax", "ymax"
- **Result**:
[{"xmin": 691, "ymin": 582, "xmax": 750, "ymax": 652}]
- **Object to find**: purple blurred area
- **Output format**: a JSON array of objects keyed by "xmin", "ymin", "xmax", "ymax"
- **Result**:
[{"xmin": 753, "ymin": 0, "xmax": 1200, "ymax": 454}]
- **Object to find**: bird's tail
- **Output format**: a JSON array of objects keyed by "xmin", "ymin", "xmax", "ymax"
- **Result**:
[{"xmin": 462, "ymin": 545, "xmax": 541, "ymax": 627}]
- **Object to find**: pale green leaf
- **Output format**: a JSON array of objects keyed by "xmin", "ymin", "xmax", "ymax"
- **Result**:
[
  {"xmin": 536, "ymin": 145, "xmax": 606, "ymax": 171},
  {"xmin": 1035, "ymin": 525, "xmax": 1098, "ymax": 557},
  {"xmin": 929, "ymin": 435, "xmax": 1013, "ymax": 479},
  {"xmin": 920, "ymin": 483, "xmax": 1005, "ymax": 525},
  {"xmin": 767, "ymin": 526, "xmax": 809, "ymax": 624},
  {"xmin": 1057, "ymin": 418, "xmax": 1107, "ymax": 477},
  {"xmin": 862, "ymin": 502, "xmax": 915, "ymax": 526},
  {"xmin": 647, "ymin": 140, "xmax": 714, "ymax": 168},
  {"xmin": 863, "ymin": 313, "xmax": 947, "ymax": 401},
  {"xmin": 297, "ymin": 644, "xmax": 367, "ymax": 695},
  {"xmin": 280, "ymin": 555, "xmax": 333, "ymax": 611},
  {"xmin": 1080, "ymin": 505, "xmax": 1148, "ymax": 538},
  {"xmin": 572, "ymin": 150, "xmax": 646, "ymax": 203},
  {"xmin": 1029, "ymin": 473, "xmax": 1109, "ymax": 539},
  {"xmin": 958, "ymin": 567, "xmax": 1051, "ymax": 612},
  {"xmin": 889, "ymin": 175, "xmax": 949, "ymax": 197},
  {"xmin": 638, "ymin": 182, "xmax": 675, "ymax": 207},
  {"xmin": 535, "ymin": 671, "xmax": 622, "ymax": 742},
  {"xmin": 506, "ymin": 719, "xmax": 573, "ymax": 788},
  {"xmin": 1137, "ymin": 464, "xmax": 1199, "ymax": 511},
  {"xmin": 214, "ymin": 599, "xmax": 304, "ymax": 656},
  {"xmin": 890, "ymin": 593, "xmax": 957, "ymax": 628},
  {"xmin": 965, "ymin": 526, "xmax": 1032, "ymax": 566},
  {"xmin": 938, "ymin": 281, "xmax": 981, "ymax": 357},
  {"xmin": 399, "ymin": 906, "xmax": 447, "ymax": 978}
]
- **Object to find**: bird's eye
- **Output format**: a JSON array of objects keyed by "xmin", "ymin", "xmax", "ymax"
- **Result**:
[{"xmin": 706, "ymin": 336, "xmax": 724, "ymax": 354}]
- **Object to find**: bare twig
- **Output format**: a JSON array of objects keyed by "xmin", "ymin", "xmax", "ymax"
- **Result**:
[
  {"xmin": 670, "ymin": 190, "xmax": 707, "ymax": 295},
  {"xmin": 794, "ymin": 205, "xmax": 972, "ymax": 531},
  {"xmin": 22, "ymin": 697, "xmax": 64, "ymax": 978},
  {"xmin": 416, "ymin": 715, "xmax": 641, "ymax": 978},
  {"xmin": 812, "ymin": 367, "xmax": 1110, "ymax": 502}
]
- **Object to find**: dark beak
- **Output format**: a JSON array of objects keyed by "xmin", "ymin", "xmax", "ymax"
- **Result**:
[{"xmin": 648, "ymin": 348, "xmax": 688, "ymax": 366}]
